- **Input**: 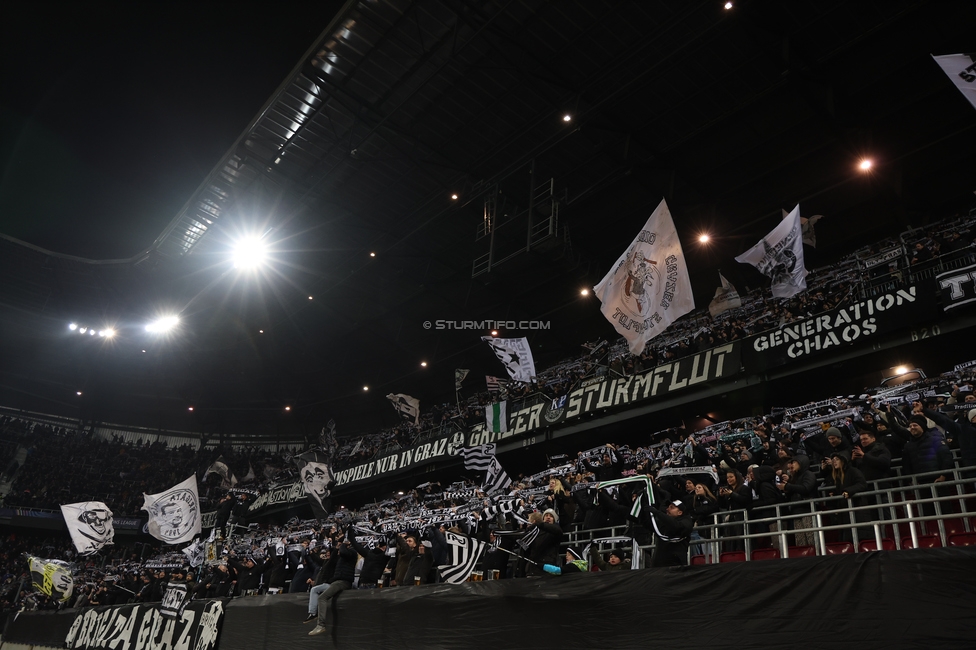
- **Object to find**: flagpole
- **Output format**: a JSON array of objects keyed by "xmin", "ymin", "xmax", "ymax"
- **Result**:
[{"xmin": 493, "ymin": 545, "xmax": 540, "ymax": 566}]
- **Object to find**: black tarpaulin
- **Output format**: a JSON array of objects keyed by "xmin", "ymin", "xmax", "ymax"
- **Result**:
[{"xmin": 216, "ymin": 548, "xmax": 976, "ymax": 650}]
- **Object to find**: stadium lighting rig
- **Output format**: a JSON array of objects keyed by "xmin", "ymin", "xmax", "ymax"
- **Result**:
[
  {"xmin": 145, "ymin": 315, "xmax": 180, "ymax": 333},
  {"xmin": 68, "ymin": 323, "xmax": 115, "ymax": 338},
  {"xmin": 231, "ymin": 236, "xmax": 269, "ymax": 270}
]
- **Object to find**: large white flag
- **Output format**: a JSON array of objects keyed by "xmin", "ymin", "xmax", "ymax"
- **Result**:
[
  {"xmin": 386, "ymin": 393, "xmax": 420, "ymax": 425},
  {"xmin": 932, "ymin": 53, "xmax": 976, "ymax": 111},
  {"xmin": 61, "ymin": 501, "xmax": 114, "ymax": 555},
  {"xmin": 593, "ymin": 198, "xmax": 695, "ymax": 354},
  {"xmin": 482, "ymin": 336, "xmax": 536, "ymax": 382},
  {"xmin": 142, "ymin": 475, "xmax": 201, "ymax": 544},
  {"xmin": 708, "ymin": 272, "xmax": 742, "ymax": 318},
  {"xmin": 736, "ymin": 204, "xmax": 807, "ymax": 298}
]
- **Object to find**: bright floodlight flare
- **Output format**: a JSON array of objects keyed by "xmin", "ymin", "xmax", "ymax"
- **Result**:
[
  {"xmin": 562, "ymin": 114, "xmax": 572, "ymax": 122},
  {"xmin": 580, "ymin": 288, "xmax": 589, "ymax": 296},
  {"xmin": 490, "ymin": 330, "xmax": 499, "ymax": 336},
  {"xmin": 68, "ymin": 323, "xmax": 77, "ymax": 331},
  {"xmin": 859, "ymin": 158, "xmax": 873, "ymax": 171},
  {"xmin": 104, "ymin": 328, "xmax": 115, "ymax": 338},
  {"xmin": 79, "ymin": 327, "xmax": 87, "ymax": 334},
  {"xmin": 285, "ymin": 406, "xmax": 291, "ymax": 411},
  {"xmin": 420, "ymin": 361, "xmax": 427, "ymax": 367},
  {"xmin": 451, "ymin": 193, "xmax": 458, "ymax": 200},
  {"xmin": 76, "ymin": 391, "xmax": 82, "ymax": 396},
  {"xmin": 146, "ymin": 315, "xmax": 179, "ymax": 333},
  {"xmin": 188, "ymin": 406, "xmax": 194, "ymax": 411},
  {"xmin": 895, "ymin": 365, "xmax": 908, "ymax": 375},
  {"xmin": 699, "ymin": 234, "xmax": 711, "ymax": 243},
  {"xmin": 363, "ymin": 385, "xmax": 369, "ymax": 391},
  {"xmin": 724, "ymin": 1, "xmax": 733, "ymax": 9},
  {"xmin": 232, "ymin": 236, "xmax": 268, "ymax": 269}
]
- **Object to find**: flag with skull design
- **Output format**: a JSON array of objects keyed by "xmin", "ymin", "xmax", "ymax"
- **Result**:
[{"xmin": 61, "ymin": 501, "xmax": 115, "ymax": 555}]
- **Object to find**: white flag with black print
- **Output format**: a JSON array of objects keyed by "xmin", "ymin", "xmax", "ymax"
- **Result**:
[
  {"xmin": 485, "ymin": 401, "xmax": 508, "ymax": 433},
  {"xmin": 484, "ymin": 454, "xmax": 512, "ymax": 494},
  {"xmin": 204, "ymin": 456, "xmax": 237, "ymax": 489},
  {"xmin": 708, "ymin": 272, "xmax": 742, "ymax": 318},
  {"xmin": 142, "ymin": 475, "xmax": 202, "ymax": 545},
  {"xmin": 485, "ymin": 375, "xmax": 508, "ymax": 396},
  {"xmin": 60, "ymin": 501, "xmax": 114, "ymax": 555},
  {"xmin": 438, "ymin": 531, "xmax": 487, "ymax": 584},
  {"xmin": 482, "ymin": 337, "xmax": 536, "ymax": 382},
  {"xmin": 460, "ymin": 443, "xmax": 496, "ymax": 471},
  {"xmin": 736, "ymin": 204, "xmax": 807, "ymax": 298},
  {"xmin": 386, "ymin": 393, "xmax": 420, "ymax": 425},
  {"xmin": 455, "ymin": 368, "xmax": 470, "ymax": 391},
  {"xmin": 932, "ymin": 53, "xmax": 976, "ymax": 111},
  {"xmin": 593, "ymin": 198, "xmax": 696, "ymax": 355}
]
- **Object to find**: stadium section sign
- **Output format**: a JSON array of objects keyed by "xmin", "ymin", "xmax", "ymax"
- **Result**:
[{"xmin": 742, "ymin": 283, "xmax": 936, "ymax": 371}]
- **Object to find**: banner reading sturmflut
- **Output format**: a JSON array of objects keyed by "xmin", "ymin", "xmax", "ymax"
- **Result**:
[
  {"xmin": 593, "ymin": 198, "xmax": 695, "ymax": 354},
  {"xmin": 142, "ymin": 475, "xmax": 201, "ymax": 544}
]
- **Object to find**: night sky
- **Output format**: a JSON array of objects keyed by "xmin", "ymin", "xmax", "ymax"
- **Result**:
[{"xmin": 0, "ymin": 3, "xmax": 345, "ymax": 259}]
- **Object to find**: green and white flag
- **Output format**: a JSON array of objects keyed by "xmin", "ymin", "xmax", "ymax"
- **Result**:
[{"xmin": 486, "ymin": 401, "xmax": 508, "ymax": 433}]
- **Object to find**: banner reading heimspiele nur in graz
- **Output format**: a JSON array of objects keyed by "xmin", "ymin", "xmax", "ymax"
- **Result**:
[{"xmin": 742, "ymin": 282, "xmax": 936, "ymax": 371}]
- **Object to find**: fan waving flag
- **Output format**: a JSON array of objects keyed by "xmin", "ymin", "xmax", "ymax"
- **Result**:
[
  {"xmin": 482, "ymin": 337, "xmax": 536, "ymax": 382},
  {"xmin": 204, "ymin": 456, "xmax": 237, "ymax": 489},
  {"xmin": 460, "ymin": 443, "xmax": 496, "ymax": 471},
  {"xmin": 386, "ymin": 393, "xmax": 420, "ymax": 425},
  {"xmin": 439, "ymin": 531, "xmax": 487, "ymax": 584},
  {"xmin": 28, "ymin": 556, "xmax": 74, "ymax": 603},
  {"xmin": 455, "ymin": 369, "xmax": 470, "ymax": 391},
  {"xmin": 61, "ymin": 501, "xmax": 114, "ymax": 555},
  {"xmin": 736, "ymin": 204, "xmax": 807, "ymax": 298},
  {"xmin": 593, "ymin": 198, "xmax": 695, "ymax": 355},
  {"xmin": 142, "ymin": 475, "xmax": 201, "ymax": 544},
  {"xmin": 484, "ymin": 454, "xmax": 512, "ymax": 494}
]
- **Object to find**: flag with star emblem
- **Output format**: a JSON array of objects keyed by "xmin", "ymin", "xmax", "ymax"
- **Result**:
[{"xmin": 481, "ymin": 337, "xmax": 536, "ymax": 382}]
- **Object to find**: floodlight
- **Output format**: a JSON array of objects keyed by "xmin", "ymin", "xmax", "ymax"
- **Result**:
[
  {"xmin": 562, "ymin": 114, "xmax": 572, "ymax": 122},
  {"xmin": 451, "ymin": 193, "xmax": 458, "ymax": 200},
  {"xmin": 490, "ymin": 330, "xmax": 499, "ymax": 336},
  {"xmin": 580, "ymin": 289, "xmax": 589, "ymax": 296},
  {"xmin": 76, "ymin": 391, "xmax": 82, "ymax": 396},
  {"xmin": 68, "ymin": 323, "xmax": 77, "ymax": 331},
  {"xmin": 232, "ymin": 236, "xmax": 268, "ymax": 269},
  {"xmin": 188, "ymin": 406, "xmax": 194, "ymax": 411},
  {"xmin": 284, "ymin": 406, "xmax": 291, "ymax": 411},
  {"xmin": 89, "ymin": 329, "xmax": 96, "ymax": 336},
  {"xmin": 79, "ymin": 327, "xmax": 87, "ymax": 334},
  {"xmin": 699, "ymin": 234, "xmax": 710, "ymax": 243},
  {"xmin": 724, "ymin": 1, "xmax": 733, "ymax": 9},
  {"xmin": 146, "ymin": 315, "xmax": 179, "ymax": 333},
  {"xmin": 363, "ymin": 385, "xmax": 369, "ymax": 391},
  {"xmin": 859, "ymin": 158, "xmax": 873, "ymax": 171},
  {"xmin": 895, "ymin": 365, "xmax": 908, "ymax": 375},
  {"xmin": 104, "ymin": 329, "xmax": 115, "ymax": 338},
  {"xmin": 420, "ymin": 361, "xmax": 427, "ymax": 367}
]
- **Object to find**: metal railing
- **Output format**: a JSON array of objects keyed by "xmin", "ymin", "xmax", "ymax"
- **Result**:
[{"xmin": 560, "ymin": 464, "xmax": 975, "ymax": 566}]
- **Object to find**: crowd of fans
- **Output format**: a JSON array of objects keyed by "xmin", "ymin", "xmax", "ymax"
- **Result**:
[
  {"xmin": 1, "ymin": 212, "xmax": 974, "ymax": 615},
  {"xmin": 2, "ymin": 357, "xmax": 972, "ymax": 614}
]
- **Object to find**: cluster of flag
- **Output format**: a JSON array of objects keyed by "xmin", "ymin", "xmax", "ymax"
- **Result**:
[{"xmin": 460, "ymin": 443, "xmax": 512, "ymax": 493}]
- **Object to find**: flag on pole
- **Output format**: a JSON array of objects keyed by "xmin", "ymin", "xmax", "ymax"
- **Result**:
[
  {"xmin": 386, "ymin": 393, "xmax": 420, "ymax": 425},
  {"xmin": 708, "ymin": 272, "xmax": 742, "ymax": 318},
  {"xmin": 460, "ymin": 443, "xmax": 496, "ymax": 471},
  {"xmin": 60, "ymin": 501, "xmax": 115, "ymax": 555},
  {"xmin": 486, "ymin": 401, "xmax": 508, "ymax": 433},
  {"xmin": 455, "ymin": 369, "xmax": 470, "ymax": 391},
  {"xmin": 318, "ymin": 419, "xmax": 339, "ymax": 461},
  {"xmin": 481, "ymin": 337, "xmax": 536, "ymax": 382},
  {"xmin": 142, "ymin": 475, "xmax": 202, "ymax": 544},
  {"xmin": 485, "ymin": 375, "xmax": 508, "ymax": 396},
  {"xmin": 182, "ymin": 538, "xmax": 206, "ymax": 567},
  {"xmin": 736, "ymin": 204, "xmax": 807, "ymax": 298},
  {"xmin": 484, "ymin": 454, "xmax": 513, "ymax": 493},
  {"xmin": 438, "ymin": 531, "xmax": 487, "ymax": 584},
  {"xmin": 27, "ymin": 556, "xmax": 74, "ymax": 603},
  {"xmin": 293, "ymin": 449, "xmax": 332, "ymax": 520},
  {"xmin": 204, "ymin": 456, "xmax": 237, "ymax": 489},
  {"xmin": 593, "ymin": 198, "xmax": 696, "ymax": 355},
  {"xmin": 932, "ymin": 53, "xmax": 976, "ymax": 111}
]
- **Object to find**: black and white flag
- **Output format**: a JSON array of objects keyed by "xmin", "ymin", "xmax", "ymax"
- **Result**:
[
  {"xmin": 182, "ymin": 538, "xmax": 206, "ymax": 568},
  {"xmin": 160, "ymin": 582, "xmax": 190, "ymax": 619},
  {"xmin": 708, "ymin": 272, "xmax": 742, "ymax": 318},
  {"xmin": 293, "ymin": 450, "xmax": 333, "ymax": 520},
  {"xmin": 455, "ymin": 369, "xmax": 470, "ymax": 391},
  {"xmin": 593, "ymin": 198, "xmax": 695, "ymax": 354},
  {"xmin": 485, "ymin": 375, "xmax": 508, "ymax": 396},
  {"xmin": 460, "ymin": 443, "xmax": 497, "ymax": 472},
  {"xmin": 485, "ymin": 454, "xmax": 513, "ymax": 494},
  {"xmin": 482, "ymin": 337, "xmax": 536, "ymax": 382},
  {"xmin": 142, "ymin": 475, "xmax": 202, "ymax": 545},
  {"xmin": 438, "ymin": 531, "xmax": 487, "ymax": 584},
  {"xmin": 932, "ymin": 53, "xmax": 976, "ymax": 111},
  {"xmin": 736, "ymin": 204, "xmax": 807, "ymax": 298},
  {"xmin": 61, "ymin": 501, "xmax": 114, "ymax": 555},
  {"xmin": 386, "ymin": 393, "xmax": 420, "ymax": 425},
  {"xmin": 204, "ymin": 456, "xmax": 237, "ymax": 489}
]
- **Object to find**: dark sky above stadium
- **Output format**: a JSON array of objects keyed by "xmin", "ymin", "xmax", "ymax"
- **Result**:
[{"xmin": 0, "ymin": 3, "xmax": 345, "ymax": 259}]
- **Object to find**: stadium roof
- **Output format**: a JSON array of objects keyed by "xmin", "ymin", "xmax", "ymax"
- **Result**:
[{"xmin": 1, "ymin": 0, "xmax": 974, "ymax": 439}]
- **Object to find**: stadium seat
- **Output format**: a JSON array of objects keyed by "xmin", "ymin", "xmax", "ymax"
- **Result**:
[
  {"xmin": 858, "ymin": 538, "xmax": 896, "ymax": 552},
  {"xmin": 947, "ymin": 532, "xmax": 976, "ymax": 547},
  {"xmin": 824, "ymin": 542, "xmax": 854, "ymax": 555},
  {"xmin": 751, "ymin": 547, "xmax": 780, "ymax": 561},
  {"xmin": 901, "ymin": 535, "xmax": 942, "ymax": 549},
  {"xmin": 786, "ymin": 545, "xmax": 816, "ymax": 558},
  {"xmin": 690, "ymin": 554, "xmax": 709, "ymax": 565},
  {"xmin": 719, "ymin": 551, "xmax": 746, "ymax": 563},
  {"xmin": 943, "ymin": 518, "xmax": 968, "ymax": 536}
]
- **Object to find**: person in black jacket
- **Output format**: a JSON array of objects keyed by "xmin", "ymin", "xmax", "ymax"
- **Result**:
[
  {"xmin": 308, "ymin": 529, "xmax": 358, "ymax": 636},
  {"xmin": 778, "ymin": 455, "xmax": 817, "ymax": 546},
  {"xmin": 851, "ymin": 427, "xmax": 892, "ymax": 482},
  {"xmin": 902, "ymin": 415, "xmax": 954, "ymax": 482},
  {"xmin": 636, "ymin": 496, "xmax": 693, "ymax": 567},
  {"xmin": 523, "ymin": 511, "xmax": 563, "ymax": 576},
  {"xmin": 348, "ymin": 536, "xmax": 389, "ymax": 588}
]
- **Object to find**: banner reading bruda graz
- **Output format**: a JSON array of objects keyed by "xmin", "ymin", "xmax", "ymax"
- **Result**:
[
  {"xmin": 742, "ymin": 282, "xmax": 937, "ymax": 372},
  {"xmin": 64, "ymin": 599, "xmax": 225, "ymax": 650}
]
